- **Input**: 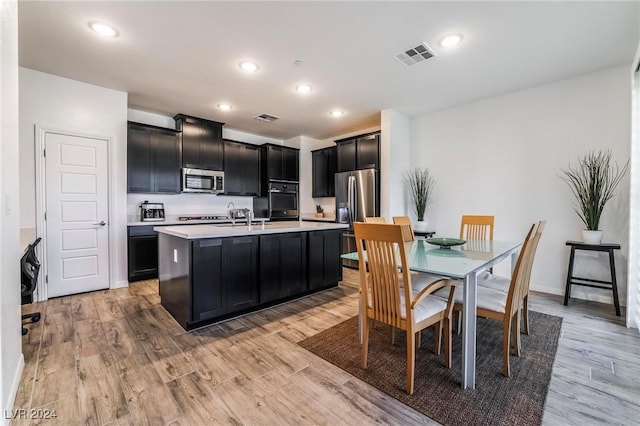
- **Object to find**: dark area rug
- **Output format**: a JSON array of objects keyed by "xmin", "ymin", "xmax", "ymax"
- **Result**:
[{"xmin": 299, "ymin": 311, "xmax": 562, "ymax": 426}]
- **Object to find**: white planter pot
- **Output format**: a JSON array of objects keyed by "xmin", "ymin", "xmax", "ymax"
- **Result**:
[
  {"xmin": 414, "ymin": 220, "xmax": 428, "ymax": 232},
  {"xmin": 582, "ymin": 230, "xmax": 603, "ymax": 245}
]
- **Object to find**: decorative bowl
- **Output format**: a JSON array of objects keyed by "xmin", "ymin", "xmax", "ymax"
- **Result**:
[{"xmin": 425, "ymin": 237, "xmax": 466, "ymax": 250}]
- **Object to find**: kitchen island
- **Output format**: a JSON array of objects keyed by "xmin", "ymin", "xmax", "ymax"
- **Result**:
[{"xmin": 155, "ymin": 221, "xmax": 348, "ymax": 330}]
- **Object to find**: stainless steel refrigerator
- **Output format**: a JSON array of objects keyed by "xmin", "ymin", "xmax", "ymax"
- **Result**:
[{"xmin": 335, "ymin": 169, "xmax": 379, "ymax": 268}]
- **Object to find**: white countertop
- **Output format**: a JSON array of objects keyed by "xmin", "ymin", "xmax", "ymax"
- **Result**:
[
  {"xmin": 300, "ymin": 213, "xmax": 336, "ymax": 222},
  {"xmin": 155, "ymin": 221, "xmax": 348, "ymax": 239}
]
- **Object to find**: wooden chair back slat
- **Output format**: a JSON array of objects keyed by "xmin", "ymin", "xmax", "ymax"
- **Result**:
[
  {"xmin": 460, "ymin": 215, "xmax": 495, "ymax": 241},
  {"xmin": 392, "ymin": 216, "xmax": 415, "ymax": 242},
  {"xmin": 365, "ymin": 217, "xmax": 387, "ymax": 224},
  {"xmin": 505, "ymin": 223, "xmax": 536, "ymax": 316}
]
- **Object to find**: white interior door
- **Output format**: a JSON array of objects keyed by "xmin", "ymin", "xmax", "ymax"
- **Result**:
[{"xmin": 45, "ymin": 131, "xmax": 109, "ymax": 297}]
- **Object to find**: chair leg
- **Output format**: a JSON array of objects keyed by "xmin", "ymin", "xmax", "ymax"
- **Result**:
[
  {"xmin": 456, "ymin": 310, "xmax": 462, "ymax": 335},
  {"xmin": 361, "ymin": 316, "xmax": 370, "ymax": 369},
  {"xmin": 522, "ymin": 295, "xmax": 530, "ymax": 335},
  {"xmin": 503, "ymin": 318, "xmax": 511, "ymax": 378},
  {"xmin": 444, "ymin": 318, "xmax": 452, "ymax": 368},
  {"xmin": 513, "ymin": 314, "xmax": 521, "ymax": 357},
  {"xmin": 406, "ymin": 330, "xmax": 416, "ymax": 395},
  {"xmin": 434, "ymin": 321, "xmax": 442, "ymax": 355},
  {"xmin": 416, "ymin": 330, "xmax": 422, "ymax": 349}
]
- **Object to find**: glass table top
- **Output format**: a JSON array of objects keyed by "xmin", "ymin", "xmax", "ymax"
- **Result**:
[{"xmin": 341, "ymin": 239, "xmax": 521, "ymax": 279}]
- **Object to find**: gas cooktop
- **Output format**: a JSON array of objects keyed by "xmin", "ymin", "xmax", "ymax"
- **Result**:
[{"xmin": 177, "ymin": 215, "xmax": 229, "ymax": 221}]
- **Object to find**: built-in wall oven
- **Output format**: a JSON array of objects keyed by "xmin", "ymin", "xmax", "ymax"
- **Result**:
[{"xmin": 268, "ymin": 181, "xmax": 298, "ymax": 220}]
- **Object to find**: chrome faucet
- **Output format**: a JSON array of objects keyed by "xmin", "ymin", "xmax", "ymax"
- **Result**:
[
  {"xmin": 227, "ymin": 202, "xmax": 236, "ymax": 225},
  {"xmin": 242, "ymin": 208, "xmax": 253, "ymax": 224}
]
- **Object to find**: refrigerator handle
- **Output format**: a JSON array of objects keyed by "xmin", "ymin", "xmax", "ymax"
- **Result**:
[
  {"xmin": 348, "ymin": 175, "xmax": 355, "ymax": 224},
  {"xmin": 351, "ymin": 175, "xmax": 357, "ymax": 223}
]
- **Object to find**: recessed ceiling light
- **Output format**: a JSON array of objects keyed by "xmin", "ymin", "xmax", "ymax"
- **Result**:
[
  {"xmin": 296, "ymin": 84, "xmax": 312, "ymax": 94},
  {"xmin": 239, "ymin": 61, "xmax": 259, "ymax": 72},
  {"xmin": 329, "ymin": 110, "xmax": 344, "ymax": 118},
  {"xmin": 217, "ymin": 104, "xmax": 232, "ymax": 111},
  {"xmin": 88, "ymin": 21, "xmax": 119, "ymax": 37},
  {"xmin": 439, "ymin": 34, "xmax": 463, "ymax": 48}
]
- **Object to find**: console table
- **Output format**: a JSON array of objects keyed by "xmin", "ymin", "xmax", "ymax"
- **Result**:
[
  {"xmin": 414, "ymin": 230, "xmax": 436, "ymax": 238},
  {"xmin": 564, "ymin": 240, "xmax": 621, "ymax": 316}
]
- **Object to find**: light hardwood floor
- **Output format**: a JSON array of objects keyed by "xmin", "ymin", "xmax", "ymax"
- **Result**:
[{"xmin": 14, "ymin": 268, "xmax": 640, "ymax": 425}]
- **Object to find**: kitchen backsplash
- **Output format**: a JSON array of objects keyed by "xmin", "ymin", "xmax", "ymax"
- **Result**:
[{"xmin": 127, "ymin": 193, "xmax": 254, "ymax": 219}]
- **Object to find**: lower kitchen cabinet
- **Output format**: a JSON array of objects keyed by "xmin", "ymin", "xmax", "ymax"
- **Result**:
[
  {"xmin": 191, "ymin": 236, "xmax": 259, "ymax": 322},
  {"xmin": 226, "ymin": 236, "xmax": 259, "ymax": 310},
  {"xmin": 308, "ymin": 229, "xmax": 343, "ymax": 289},
  {"xmin": 158, "ymin": 228, "xmax": 343, "ymax": 330},
  {"xmin": 259, "ymin": 233, "xmax": 307, "ymax": 303},
  {"xmin": 127, "ymin": 226, "xmax": 158, "ymax": 281}
]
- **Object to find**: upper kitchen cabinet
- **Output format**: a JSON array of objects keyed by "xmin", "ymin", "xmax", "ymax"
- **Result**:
[
  {"xmin": 260, "ymin": 144, "xmax": 299, "ymax": 183},
  {"xmin": 127, "ymin": 121, "xmax": 181, "ymax": 194},
  {"xmin": 312, "ymin": 146, "xmax": 337, "ymax": 197},
  {"xmin": 335, "ymin": 131, "xmax": 380, "ymax": 172},
  {"xmin": 174, "ymin": 114, "xmax": 224, "ymax": 171},
  {"xmin": 223, "ymin": 139, "xmax": 260, "ymax": 196}
]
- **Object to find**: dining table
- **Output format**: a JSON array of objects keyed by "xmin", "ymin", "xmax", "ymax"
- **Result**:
[{"xmin": 341, "ymin": 238, "xmax": 522, "ymax": 390}]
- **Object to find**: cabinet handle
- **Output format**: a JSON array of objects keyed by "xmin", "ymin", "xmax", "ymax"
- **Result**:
[{"xmin": 94, "ymin": 221, "xmax": 106, "ymax": 226}]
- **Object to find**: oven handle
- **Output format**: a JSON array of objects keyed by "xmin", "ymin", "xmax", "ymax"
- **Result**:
[{"xmin": 268, "ymin": 189, "xmax": 297, "ymax": 193}]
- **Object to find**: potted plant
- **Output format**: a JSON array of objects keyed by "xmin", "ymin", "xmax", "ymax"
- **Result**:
[
  {"xmin": 560, "ymin": 149, "xmax": 628, "ymax": 244},
  {"xmin": 403, "ymin": 167, "xmax": 436, "ymax": 232}
]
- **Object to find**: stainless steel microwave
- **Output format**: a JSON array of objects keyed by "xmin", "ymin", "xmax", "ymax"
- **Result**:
[{"xmin": 182, "ymin": 168, "xmax": 224, "ymax": 194}]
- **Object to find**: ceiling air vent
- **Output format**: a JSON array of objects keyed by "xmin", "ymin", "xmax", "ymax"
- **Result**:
[
  {"xmin": 394, "ymin": 42, "xmax": 437, "ymax": 67},
  {"xmin": 254, "ymin": 113, "xmax": 280, "ymax": 123}
]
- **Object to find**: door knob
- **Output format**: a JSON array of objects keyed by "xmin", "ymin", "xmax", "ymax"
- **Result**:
[{"xmin": 95, "ymin": 221, "xmax": 106, "ymax": 226}]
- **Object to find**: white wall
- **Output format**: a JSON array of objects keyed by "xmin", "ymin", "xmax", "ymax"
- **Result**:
[
  {"xmin": 19, "ymin": 68, "xmax": 129, "ymax": 287},
  {"xmin": 380, "ymin": 109, "xmax": 411, "ymax": 221},
  {"xmin": 411, "ymin": 65, "xmax": 632, "ymax": 305},
  {"xmin": 126, "ymin": 109, "xmax": 282, "ymax": 218},
  {"xmin": 0, "ymin": 0, "xmax": 24, "ymax": 420}
]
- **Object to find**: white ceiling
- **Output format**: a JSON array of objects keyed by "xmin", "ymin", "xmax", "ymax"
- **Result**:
[{"xmin": 18, "ymin": 1, "xmax": 639, "ymax": 140}]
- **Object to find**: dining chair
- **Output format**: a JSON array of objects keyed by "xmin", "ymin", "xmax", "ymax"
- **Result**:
[
  {"xmin": 452, "ymin": 214, "xmax": 496, "ymax": 333},
  {"xmin": 460, "ymin": 215, "xmax": 494, "ymax": 241},
  {"xmin": 354, "ymin": 222, "xmax": 457, "ymax": 394},
  {"xmin": 477, "ymin": 220, "xmax": 546, "ymax": 335},
  {"xmin": 437, "ymin": 222, "xmax": 537, "ymax": 377},
  {"xmin": 364, "ymin": 217, "xmax": 387, "ymax": 223},
  {"xmin": 392, "ymin": 216, "xmax": 415, "ymax": 242}
]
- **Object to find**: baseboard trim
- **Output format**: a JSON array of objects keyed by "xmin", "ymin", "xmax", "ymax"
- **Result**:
[
  {"xmin": 532, "ymin": 283, "xmax": 626, "ymax": 307},
  {"xmin": 111, "ymin": 280, "xmax": 129, "ymax": 289},
  {"xmin": 3, "ymin": 354, "xmax": 25, "ymax": 425}
]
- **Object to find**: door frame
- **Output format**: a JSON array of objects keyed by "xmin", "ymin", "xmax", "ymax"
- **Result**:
[{"xmin": 34, "ymin": 126, "xmax": 116, "ymax": 302}]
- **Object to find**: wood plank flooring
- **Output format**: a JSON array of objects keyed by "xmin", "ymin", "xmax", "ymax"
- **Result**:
[{"xmin": 14, "ymin": 268, "xmax": 640, "ymax": 425}]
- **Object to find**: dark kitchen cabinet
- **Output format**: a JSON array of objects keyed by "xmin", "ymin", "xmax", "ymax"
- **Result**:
[
  {"xmin": 260, "ymin": 144, "xmax": 299, "ymax": 185},
  {"xmin": 127, "ymin": 226, "xmax": 158, "ymax": 281},
  {"xmin": 226, "ymin": 236, "xmax": 259, "ymax": 311},
  {"xmin": 335, "ymin": 131, "xmax": 380, "ymax": 172},
  {"xmin": 192, "ymin": 238, "xmax": 227, "ymax": 321},
  {"xmin": 308, "ymin": 230, "xmax": 343, "ymax": 290},
  {"xmin": 127, "ymin": 122, "xmax": 181, "ymax": 194},
  {"xmin": 336, "ymin": 139, "xmax": 356, "ymax": 172},
  {"xmin": 259, "ymin": 233, "xmax": 307, "ymax": 303},
  {"xmin": 312, "ymin": 147, "xmax": 337, "ymax": 197},
  {"xmin": 191, "ymin": 236, "xmax": 259, "ymax": 321},
  {"xmin": 223, "ymin": 139, "xmax": 260, "ymax": 196},
  {"xmin": 174, "ymin": 114, "xmax": 224, "ymax": 171}
]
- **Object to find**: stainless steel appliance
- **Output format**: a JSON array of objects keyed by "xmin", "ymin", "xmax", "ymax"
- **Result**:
[
  {"xmin": 335, "ymin": 169, "xmax": 379, "ymax": 267},
  {"xmin": 182, "ymin": 168, "xmax": 224, "ymax": 194},
  {"xmin": 268, "ymin": 181, "xmax": 298, "ymax": 220},
  {"xmin": 253, "ymin": 181, "xmax": 299, "ymax": 221},
  {"xmin": 177, "ymin": 215, "xmax": 228, "ymax": 221},
  {"xmin": 140, "ymin": 201, "xmax": 165, "ymax": 222}
]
